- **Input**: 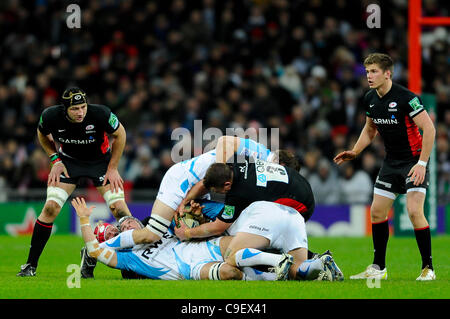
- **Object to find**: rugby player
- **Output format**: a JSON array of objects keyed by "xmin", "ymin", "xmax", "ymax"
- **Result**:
[
  {"xmin": 17, "ymin": 87, "xmax": 131, "ymax": 277},
  {"xmin": 173, "ymin": 157, "xmax": 343, "ymax": 281},
  {"xmin": 94, "ymin": 136, "xmax": 281, "ymax": 251},
  {"xmin": 334, "ymin": 53, "xmax": 436, "ymax": 281},
  {"xmin": 72, "ymin": 197, "xmax": 336, "ymax": 281}
]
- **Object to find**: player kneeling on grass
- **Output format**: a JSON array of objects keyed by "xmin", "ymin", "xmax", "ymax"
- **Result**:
[{"xmin": 73, "ymin": 197, "xmax": 295, "ymax": 281}]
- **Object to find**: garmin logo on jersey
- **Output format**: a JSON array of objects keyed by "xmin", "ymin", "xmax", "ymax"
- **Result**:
[
  {"xmin": 58, "ymin": 137, "xmax": 96, "ymax": 144},
  {"xmin": 372, "ymin": 118, "xmax": 398, "ymax": 125}
]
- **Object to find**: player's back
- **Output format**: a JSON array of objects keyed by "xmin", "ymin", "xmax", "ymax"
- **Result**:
[{"xmin": 224, "ymin": 157, "xmax": 315, "ymax": 221}]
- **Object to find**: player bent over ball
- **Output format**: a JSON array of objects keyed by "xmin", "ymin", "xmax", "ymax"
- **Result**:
[{"xmin": 94, "ymin": 136, "xmax": 282, "ymax": 254}]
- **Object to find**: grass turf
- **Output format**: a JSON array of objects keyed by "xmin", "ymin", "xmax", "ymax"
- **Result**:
[{"xmin": 0, "ymin": 235, "xmax": 449, "ymax": 299}]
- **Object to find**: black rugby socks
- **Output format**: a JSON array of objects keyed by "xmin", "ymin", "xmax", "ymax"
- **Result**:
[
  {"xmin": 372, "ymin": 219, "xmax": 389, "ymax": 270},
  {"xmin": 414, "ymin": 226, "xmax": 433, "ymax": 270},
  {"xmin": 27, "ymin": 219, "xmax": 53, "ymax": 268}
]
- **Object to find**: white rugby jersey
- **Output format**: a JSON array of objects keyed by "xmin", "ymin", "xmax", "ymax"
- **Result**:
[
  {"xmin": 115, "ymin": 233, "xmax": 223, "ymax": 280},
  {"xmin": 178, "ymin": 138, "xmax": 274, "ymax": 193}
]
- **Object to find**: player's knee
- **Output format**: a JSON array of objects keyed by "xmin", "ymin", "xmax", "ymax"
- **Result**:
[
  {"xmin": 103, "ymin": 190, "xmax": 126, "ymax": 214},
  {"xmin": 407, "ymin": 206, "xmax": 423, "ymax": 222},
  {"xmin": 207, "ymin": 262, "xmax": 240, "ymax": 280},
  {"xmin": 109, "ymin": 201, "xmax": 130, "ymax": 219},
  {"xmin": 219, "ymin": 263, "xmax": 242, "ymax": 280},
  {"xmin": 370, "ymin": 206, "xmax": 388, "ymax": 223},
  {"xmin": 44, "ymin": 186, "xmax": 68, "ymax": 219},
  {"xmin": 41, "ymin": 200, "xmax": 61, "ymax": 220},
  {"xmin": 224, "ymin": 251, "xmax": 237, "ymax": 267}
]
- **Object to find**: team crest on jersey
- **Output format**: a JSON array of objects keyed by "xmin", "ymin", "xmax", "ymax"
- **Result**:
[
  {"xmin": 85, "ymin": 124, "xmax": 96, "ymax": 134},
  {"xmin": 108, "ymin": 113, "xmax": 119, "ymax": 129},
  {"xmin": 388, "ymin": 102, "xmax": 397, "ymax": 112},
  {"xmin": 408, "ymin": 97, "xmax": 423, "ymax": 110},
  {"xmin": 221, "ymin": 205, "xmax": 235, "ymax": 220}
]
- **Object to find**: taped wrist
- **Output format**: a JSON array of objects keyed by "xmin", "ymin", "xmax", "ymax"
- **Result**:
[
  {"xmin": 86, "ymin": 239, "xmax": 114, "ymax": 265},
  {"xmin": 80, "ymin": 216, "xmax": 90, "ymax": 227},
  {"xmin": 146, "ymin": 214, "xmax": 171, "ymax": 237}
]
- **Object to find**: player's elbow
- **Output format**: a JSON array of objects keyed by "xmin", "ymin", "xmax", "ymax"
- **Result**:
[{"xmin": 424, "ymin": 121, "xmax": 436, "ymax": 138}]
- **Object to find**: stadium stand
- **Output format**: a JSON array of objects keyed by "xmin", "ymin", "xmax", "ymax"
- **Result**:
[{"xmin": 0, "ymin": 0, "xmax": 448, "ymax": 204}]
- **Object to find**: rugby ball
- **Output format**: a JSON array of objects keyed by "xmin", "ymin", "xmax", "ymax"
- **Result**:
[{"xmin": 180, "ymin": 213, "xmax": 200, "ymax": 228}]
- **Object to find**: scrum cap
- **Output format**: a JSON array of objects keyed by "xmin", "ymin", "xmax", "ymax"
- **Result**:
[{"xmin": 61, "ymin": 87, "xmax": 87, "ymax": 111}]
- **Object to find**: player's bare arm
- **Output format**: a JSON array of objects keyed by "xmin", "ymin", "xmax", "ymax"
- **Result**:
[
  {"xmin": 215, "ymin": 136, "xmax": 240, "ymax": 163},
  {"xmin": 177, "ymin": 179, "xmax": 208, "ymax": 215},
  {"xmin": 37, "ymin": 129, "xmax": 69, "ymax": 186},
  {"xmin": 175, "ymin": 216, "xmax": 230, "ymax": 241},
  {"xmin": 407, "ymin": 110, "xmax": 436, "ymax": 186},
  {"xmin": 103, "ymin": 123, "xmax": 126, "ymax": 193},
  {"xmin": 72, "ymin": 197, "xmax": 118, "ymax": 267},
  {"xmin": 334, "ymin": 117, "xmax": 378, "ymax": 165}
]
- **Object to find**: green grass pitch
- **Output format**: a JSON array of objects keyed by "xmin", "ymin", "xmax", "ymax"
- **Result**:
[{"xmin": 1, "ymin": 235, "xmax": 449, "ymax": 299}]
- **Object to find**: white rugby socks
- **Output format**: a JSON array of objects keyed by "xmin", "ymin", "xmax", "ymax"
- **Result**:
[
  {"xmin": 234, "ymin": 248, "xmax": 282, "ymax": 267},
  {"xmin": 242, "ymin": 267, "xmax": 277, "ymax": 281}
]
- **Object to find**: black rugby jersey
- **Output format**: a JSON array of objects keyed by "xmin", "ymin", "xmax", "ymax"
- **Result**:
[
  {"xmin": 364, "ymin": 83, "xmax": 425, "ymax": 161},
  {"xmin": 218, "ymin": 156, "xmax": 315, "ymax": 223},
  {"xmin": 38, "ymin": 104, "xmax": 120, "ymax": 162}
]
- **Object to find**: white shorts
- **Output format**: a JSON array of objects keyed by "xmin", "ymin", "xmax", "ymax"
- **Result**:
[
  {"xmin": 156, "ymin": 164, "xmax": 186, "ymax": 210},
  {"xmin": 172, "ymin": 237, "xmax": 223, "ymax": 280},
  {"xmin": 227, "ymin": 201, "xmax": 308, "ymax": 252}
]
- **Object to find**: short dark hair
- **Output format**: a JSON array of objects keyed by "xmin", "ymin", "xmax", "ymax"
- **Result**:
[
  {"xmin": 274, "ymin": 149, "xmax": 301, "ymax": 171},
  {"xmin": 203, "ymin": 163, "xmax": 233, "ymax": 190},
  {"xmin": 363, "ymin": 53, "xmax": 394, "ymax": 77}
]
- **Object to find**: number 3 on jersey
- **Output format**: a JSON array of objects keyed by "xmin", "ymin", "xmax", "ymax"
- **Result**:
[{"xmin": 255, "ymin": 159, "xmax": 289, "ymax": 187}]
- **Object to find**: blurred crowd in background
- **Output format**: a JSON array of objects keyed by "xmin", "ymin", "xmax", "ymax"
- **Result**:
[{"xmin": 0, "ymin": 0, "xmax": 448, "ymax": 204}]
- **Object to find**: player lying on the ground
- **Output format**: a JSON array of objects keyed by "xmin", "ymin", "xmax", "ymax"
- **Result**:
[
  {"xmin": 95, "ymin": 136, "xmax": 298, "ymax": 252},
  {"xmin": 171, "ymin": 156, "xmax": 343, "ymax": 281},
  {"xmin": 175, "ymin": 199, "xmax": 343, "ymax": 281},
  {"xmin": 73, "ymin": 197, "xmax": 335, "ymax": 281}
]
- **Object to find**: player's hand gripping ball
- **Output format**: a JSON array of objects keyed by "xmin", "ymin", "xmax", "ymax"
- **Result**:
[{"xmin": 179, "ymin": 212, "xmax": 201, "ymax": 228}]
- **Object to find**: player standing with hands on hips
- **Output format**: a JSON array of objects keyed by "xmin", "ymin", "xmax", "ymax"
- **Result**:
[
  {"xmin": 334, "ymin": 53, "xmax": 436, "ymax": 281},
  {"xmin": 17, "ymin": 87, "xmax": 132, "ymax": 277}
]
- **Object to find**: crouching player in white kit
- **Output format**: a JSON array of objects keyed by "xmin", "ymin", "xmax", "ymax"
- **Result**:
[{"xmin": 73, "ymin": 197, "xmax": 298, "ymax": 281}]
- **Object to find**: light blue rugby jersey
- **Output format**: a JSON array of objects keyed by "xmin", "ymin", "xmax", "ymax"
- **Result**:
[
  {"xmin": 115, "ymin": 233, "xmax": 222, "ymax": 280},
  {"xmin": 178, "ymin": 138, "xmax": 273, "ymax": 194}
]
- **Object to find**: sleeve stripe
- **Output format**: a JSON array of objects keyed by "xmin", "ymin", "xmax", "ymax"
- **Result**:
[{"xmin": 409, "ymin": 107, "xmax": 424, "ymax": 118}]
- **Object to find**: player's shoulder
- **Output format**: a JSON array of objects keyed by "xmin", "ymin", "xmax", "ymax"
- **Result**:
[
  {"xmin": 87, "ymin": 103, "xmax": 115, "ymax": 122},
  {"xmin": 362, "ymin": 89, "xmax": 377, "ymax": 107},
  {"xmin": 364, "ymin": 89, "xmax": 376, "ymax": 100},
  {"xmin": 392, "ymin": 83, "xmax": 418, "ymax": 100},
  {"xmin": 41, "ymin": 104, "xmax": 64, "ymax": 117},
  {"xmin": 87, "ymin": 103, "xmax": 112, "ymax": 115},
  {"xmin": 39, "ymin": 105, "xmax": 64, "ymax": 128}
]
